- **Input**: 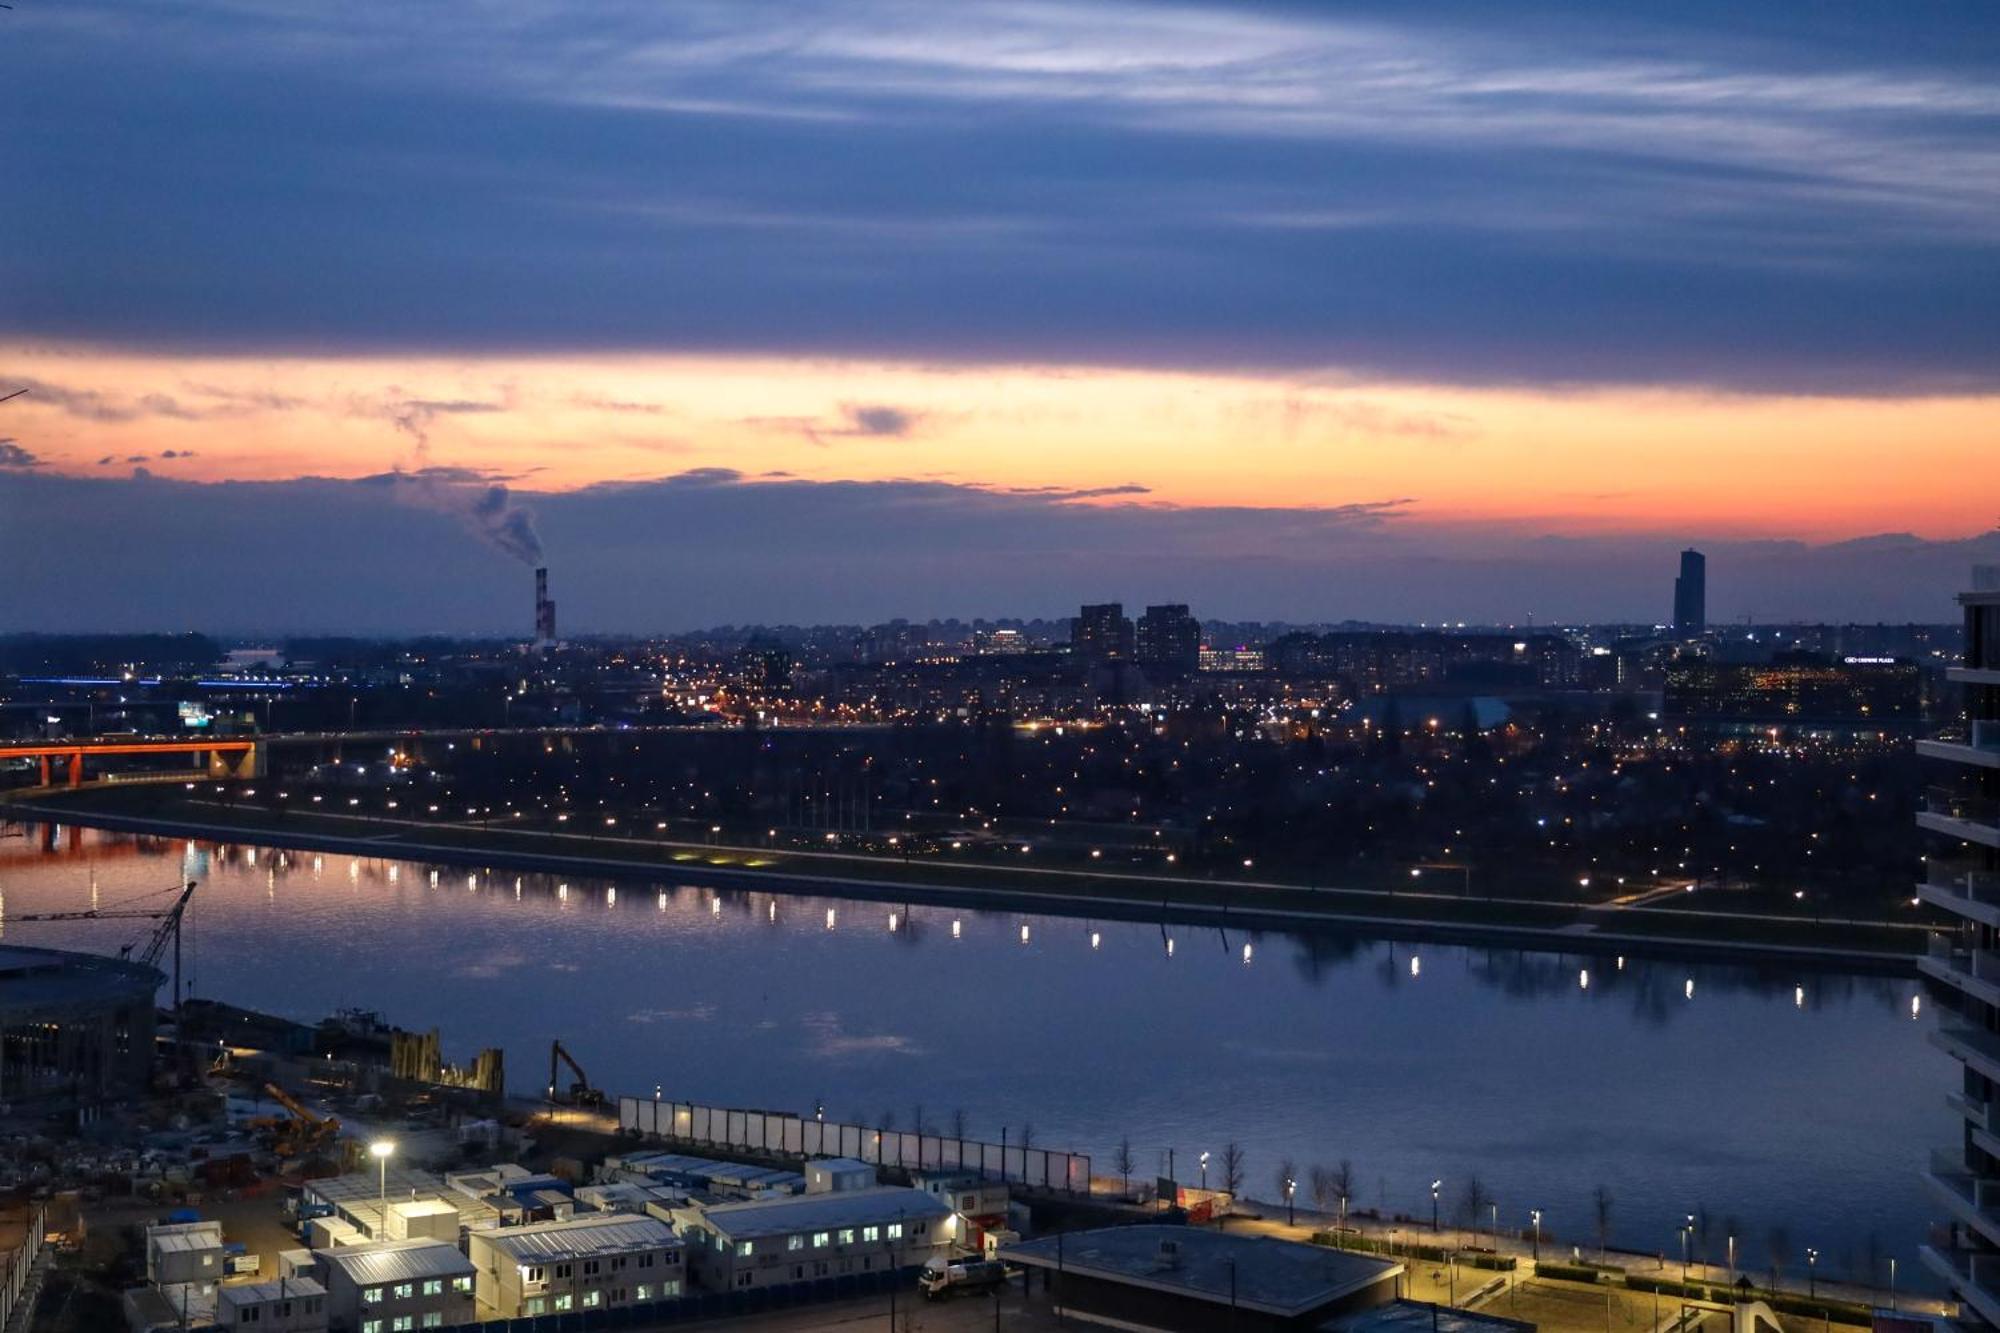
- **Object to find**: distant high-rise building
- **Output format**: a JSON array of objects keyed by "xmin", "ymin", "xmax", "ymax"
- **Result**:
[
  {"xmin": 1072, "ymin": 603, "xmax": 1133, "ymax": 662},
  {"xmin": 1917, "ymin": 567, "xmax": 2000, "ymax": 1326},
  {"xmin": 1673, "ymin": 549, "xmax": 1706, "ymax": 636},
  {"xmin": 1135, "ymin": 604, "xmax": 1201, "ymax": 676}
]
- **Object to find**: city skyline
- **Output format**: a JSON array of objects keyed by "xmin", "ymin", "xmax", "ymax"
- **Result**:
[{"xmin": 5, "ymin": 1, "xmax": 1999, "ymax": 631}]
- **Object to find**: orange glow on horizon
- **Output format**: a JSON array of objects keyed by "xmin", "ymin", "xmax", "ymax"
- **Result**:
[{"xmin": 4, "ymin": 341, "xmax": 1996, "ymax": 541}]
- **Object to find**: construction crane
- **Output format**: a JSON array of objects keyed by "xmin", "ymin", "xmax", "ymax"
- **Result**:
[
  {"xmin": 248, "ymin": 1081, "xmax": 341, "ymax": 1158},
  {"xmin": 5, "ymin": 879, "xmax": 198, "ymax": 1009},
  {"xmin": 548, "ymin": 1040, "xmax": 605, "ymax": 1108}
]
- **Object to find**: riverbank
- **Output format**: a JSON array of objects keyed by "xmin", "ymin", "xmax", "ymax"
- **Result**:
[{"xmin": 4, "ymin": 783, "xmax": 1927, "ymax": 971}]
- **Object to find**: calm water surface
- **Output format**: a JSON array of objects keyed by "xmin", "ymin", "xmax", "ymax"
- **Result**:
[{"xmin": 0, "ymin": 822, "xmax": 1951, "ymax": 1287}]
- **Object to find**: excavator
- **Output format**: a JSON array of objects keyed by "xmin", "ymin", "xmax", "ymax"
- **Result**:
[
  {"xmin": 548, "ymin": 1040, "xmax": 605, "ymax": 1109},
  {"xmin": 247, "ymin": 1082, "xmax": 342, "ymax": 1158}
]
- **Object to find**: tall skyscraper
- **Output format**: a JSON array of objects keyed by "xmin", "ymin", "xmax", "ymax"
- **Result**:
[
  {"xmin": 1136, "ymin": 604, "xmax": 1201, "ymax": 677},
  {"xmin": 1672, "ymin": 548, "xmax": 1706, "ymax": 636},
  {"xmin": 1918, "ymin": 565, "xmax": 2000, "ymax": 1326},
  {"xmin": 1072, "ymin": 603, "xmax": 1133, "ymax": 662}
]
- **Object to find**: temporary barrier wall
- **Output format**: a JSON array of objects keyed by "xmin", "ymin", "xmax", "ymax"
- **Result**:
[{"xmin": 619, "ymin": 1096, "xmax": 1089, "ymax": 1192}]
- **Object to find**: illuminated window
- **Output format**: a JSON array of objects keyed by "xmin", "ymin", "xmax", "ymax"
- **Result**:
[{"xmin": 862, "ymin": 1226, "xmax": 879, "ymax": 1242}]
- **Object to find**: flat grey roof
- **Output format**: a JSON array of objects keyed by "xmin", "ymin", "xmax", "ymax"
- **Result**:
[
  {"xmin": 1321, "ymin": 1298, "xmax": 1536, "ymax": 1333},
  {"xmin": 694, "ymin": 1187, "xmax": 951, "ymax": 1241},
  {"xmin": 473, "ymin": 1215, "xmax": 678, "ymax": 1264},
  {"xmin": 1000, "ymin": 1226, "xmax": 1399, "ymax": 1319},
  {"xmin": 319, "ymin": 1239, "xmax": 474, "ymax": 1285}
]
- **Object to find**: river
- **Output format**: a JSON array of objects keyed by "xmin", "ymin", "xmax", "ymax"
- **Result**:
[{"xmin": 0, "ymin": 820, "xmax": 1952, "ymax": 1292}]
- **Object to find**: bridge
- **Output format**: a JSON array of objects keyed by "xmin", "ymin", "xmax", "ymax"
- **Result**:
[{"xmin": 0, "ymin": 738, "xmax": 260, "ymax": 787}]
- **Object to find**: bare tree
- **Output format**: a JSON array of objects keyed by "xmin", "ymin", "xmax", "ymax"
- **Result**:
[
  {"xmin": 1113, "ymin": 1138, "xmax": 1136, "ymax": 1198},
  {"xmin": 1221, "ymin": 1142, "xmax": 1246, "ymax": 1204},
  {"xmin": 878, "ymin": 1109, "xmax": 896, "ymax": 1132},
  {"xmin": 1460, "ymin": 1175, "xmax": 1494, "ymax": 1242},
  {"xmin": 1767, "ymin": 1226, "xmax": 1791, "ymax": 1292},
  {"xmin": 1695, "ymin": 1205, "xmax": 1712, "ymax": 1266},
  {"xmin": 1309, "ymin": 1165, "xmax": 1336, "ymax": 1223},
  {"xmin": 1019, "ymin": 1122, "xmax": 1036, "ymax": 1150},
  {"xmin": 911, "ymin": 1103, "xmax": 927, "ymax": 1136},
  {"xmin": 949, "ymin": 1108, "xmax": 968, "ymax": 1140},
  {"xmin": 1331, "ymin": 1160, "xmax": 1355, "ymax": 1229},
  {"xmin": 1592, "ymin": 1185, "xmax": 1614, "ymax": 1260}
]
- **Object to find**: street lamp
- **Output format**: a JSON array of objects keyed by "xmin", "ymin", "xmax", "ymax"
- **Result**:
[
  {"xmin": 1285, "ymin": 1177, "xmax": 1296, "ymax": 1226},
  {"xmin": 1431, "ymin": 1180, "xmax": 1442, "ymax": 1232},
  {"xmin": 1530, "ymin": 1210, "xmax": 1542, "ymax": 1262},
  {"xmin": 1807, "ymin": 1248, "xmax": 1818, "ymax": 1298},
  {"xmin": 370, "ymin": 1140, "xmax": 395, "ymax": 1236},
  {"xmin": 1682, "ymin": 1214, "xmax": 1694, "ymax": 1281},
  {"xmin": 1200, "ymin": 1152, "xmax": 1210, "ymax": 1191}
]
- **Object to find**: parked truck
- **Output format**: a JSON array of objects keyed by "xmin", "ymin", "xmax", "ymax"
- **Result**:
[{"xmin": 919, "ymin": 1257, "xmax": 1009, "ymax": 1300}]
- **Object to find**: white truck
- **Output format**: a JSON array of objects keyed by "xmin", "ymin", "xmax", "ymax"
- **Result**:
[{"xmin": 919, "ymin": 1257, "xmax": 1009, "ymax": 1300}]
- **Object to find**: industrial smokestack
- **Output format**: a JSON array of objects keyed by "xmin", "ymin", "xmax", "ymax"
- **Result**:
[{"xmin": 533, "ymin": 567, "xmax": 556, "ymax": 649}]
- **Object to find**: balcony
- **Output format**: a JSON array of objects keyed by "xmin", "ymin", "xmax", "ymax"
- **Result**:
[
  {"xmin": 1921, "ymin": 864, "xmax": 2000, "ymax": 928},
  {"xmin": 1922, "ymin": 722, "xmax": 2000, "ymax": 771},
  {"xmin": 1921, "ymin": 787, "xmax": 2000, "ymax": 849},
  {"xmin": 1920, "ymin": 1241, "xmax": 2000, "ymax": 1327},
  {"xmin": 1921, "ymin": 935, "xmax": 2000, "ymax": 1008},
  {"xmin": 1949, "ymin": 666, "xmax": 2000, "ymax": 688},
  {"xmin": 1925, "ymin": 1148, "xmax": 2000, "ymax": 1249},
  {"xmin": 1932, "ymin": 1026, "xmax": 2000, "ymax": 1089}
]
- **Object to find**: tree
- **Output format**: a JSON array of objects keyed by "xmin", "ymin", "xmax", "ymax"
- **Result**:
[
  {"xmin": 1460, "ymin": 1175, "xmax": 1494, "ymax": 1241},
  {"xmin": 1695, "ymin": 1205, "xmax": 1712, "ymax": 1266},
  {"xmin": 1019, "ymin": 1122, "xmax": 1036, "ymax": 1150},
  {"xmin": 949, "ymin": 1108, "xmax": 968, "ymax": 1140},
  {"xmin": 1309, "ymin": 1165, "xmax": 1336, "ymax": 1222},
  {"xmin": 1221, "ymin": 1142, "xmax": 1247, "ymax": 1207},
  {"xmin": 1767, "ymin": 1226, "xmax": 1792, "ymax": 1291},
  {"xmin": 1330, "ymin": 1160, "xmax": 1355, "ymax": 1229},
  {"xmin": 1114, "ymin": 1138, "xmax": 1136, "ymax": 1198},
  {"xmin": 1592, "ymin": 1185, "xmax": 1614, "ymax": 1260}
]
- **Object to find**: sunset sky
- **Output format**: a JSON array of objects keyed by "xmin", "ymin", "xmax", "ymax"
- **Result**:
[{"xmin": 4, "ymin": 0, "xmax": 1998, "ymax": 631}]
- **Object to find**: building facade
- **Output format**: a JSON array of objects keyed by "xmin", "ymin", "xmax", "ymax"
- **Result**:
[
  {"xmin": 1919, "ymin": 567, "xmax": 2000, "ymax": 1328},
  {"xmin": 1673, "ymin": 548, "xmax": 1706, "ymax": 637},
  {"xmin": 1072, "ymin": 603, "xmax": 1133, "ymax": 662},
  {"xmin": 1136, "ymin": 605, "xmax": 1201, "ymax": 677},
  {"xmin": 676, "ymin": 1187, "xmax": 952, "ymax": 1291},
  {"xmin": 465, "ymin": 1214, "xmax": 683, "ymax": 1318},
  {"xmin": 215, "ymin": 1276, "xmax": 329, "ymax": 1332},
  {"xmin": 316, "ymin": 1239, "xmax": 475, "ymax": 1333}
]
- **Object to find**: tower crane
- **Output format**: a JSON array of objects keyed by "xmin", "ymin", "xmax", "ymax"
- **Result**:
[{"xmin": 5, "ymin": 879, "xmax": 198, "ymax": 1009}]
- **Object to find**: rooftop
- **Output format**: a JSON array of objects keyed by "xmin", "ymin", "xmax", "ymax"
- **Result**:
[
  {"xmin": 218, "ymin": 1276, "xmax": 328, "ymax": 1307},
  {"xmin": 694, "ymin": 1186, "xmax": 951, "ymax": 1241},
  {"xmin": 475, "ymin": 1214, "xmax": 678, "ymax": 1264},
  {"xmin": 0, "ymin": 944, "xmax": 161, "ymax": 1011},
  {"xmin": 1321, "ymin": 1298, "xmax": 1537, "ymax": 1333},
  {"xmin": 319, "ymin": 1238, "xmax": 474, "ymax": 1285},
  {"xmin": 1000, "ymin": 1227, "xmax": 1400, "ymax": 1319}
]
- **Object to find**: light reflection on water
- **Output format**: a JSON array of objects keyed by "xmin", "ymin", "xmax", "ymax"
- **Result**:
[{"xmin": 0, "ymin": 823, "xmax": 1952, "ymax": 1287}]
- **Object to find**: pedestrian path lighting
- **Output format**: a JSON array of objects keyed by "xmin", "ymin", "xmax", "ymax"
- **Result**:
[
  {"xmin": 1807, "ymin": 1248, "xmax": 1818, "ymax": 1298},
  {"xmin": 1200, "ymin": 1152, "xmax": 1210, "ymax": 1191},
  {"xmin": 1285, "ymin": 1177, "xmax": 1296, "ymax": 1226},
  {"xmin": 1682, "ymin": 1214, "xmax": 1694, "ymax": 1280},
  {"xmin": 1530, "ymin": 1210, "xmax": 1542, "ymax": 1261},
  {"xmin": 1431, "ymin": 1181, "xmax": 1442, "ymax": 1232}
]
